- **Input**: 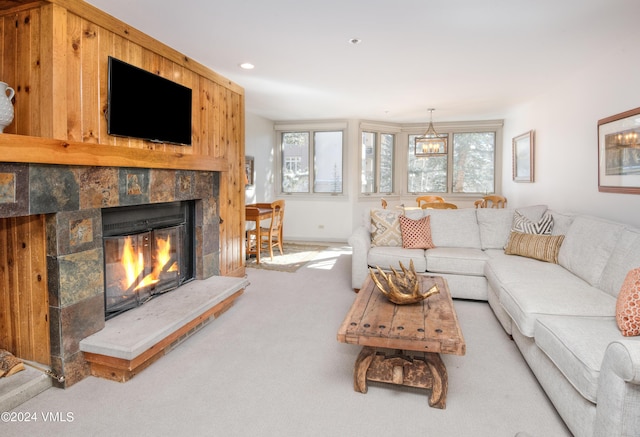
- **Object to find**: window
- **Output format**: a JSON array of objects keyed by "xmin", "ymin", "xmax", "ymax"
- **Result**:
[
  {"xmin": 284, "ymin": 156, "xmax": 302, "ymax": 173},
  {"xmin": 361, "ymin": 131, "xmax": 395, "ymax": 194},
  {"xmin": 407, "ymin": 123, "xmax": 499, "ymax": 195},
  {"xmin": 280, "ymin": 129, "xmax": 344, "ymax": 194},
  {"xmin": 281, "ymin": 132, "xmax": 309, "ymax": 193},
  {"xmin": 408, "ymin": 134, "xmax": 447, "ymax": 193},
  {"xmin": 452, "ymin": 132, "xmax": 495, "ymax": 193}
]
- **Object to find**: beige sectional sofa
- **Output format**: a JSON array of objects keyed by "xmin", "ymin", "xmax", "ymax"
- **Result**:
[{"xmin": 348, "ymin": 205, "xmax": 640, "ymax": 437}]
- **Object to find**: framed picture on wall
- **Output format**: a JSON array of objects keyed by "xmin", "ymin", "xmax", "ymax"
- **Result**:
[
  {"xmin": 598, "ymin": 107, "xmax": 640, "ymax": 194},
  {"xmin": 513, "ymin": 130, "xmax": 534, "ymax": 182},
  {"xmin": 245, "ymin": 156, "xmax": 254, "ymax": 187}
]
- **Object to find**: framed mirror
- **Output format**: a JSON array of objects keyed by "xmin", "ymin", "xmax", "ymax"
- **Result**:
[
  {"xmin": 513, "ymin": 130, "xmax": 534, "ymax": 182},
  {"xmin": 245, "ymin": 156, "xmax": 254, "ymax": 187}
]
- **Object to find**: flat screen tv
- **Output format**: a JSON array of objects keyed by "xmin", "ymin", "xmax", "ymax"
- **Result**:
[{"xmin": 107, "ymin": 56, "xmax": 192, "ymax": 146}]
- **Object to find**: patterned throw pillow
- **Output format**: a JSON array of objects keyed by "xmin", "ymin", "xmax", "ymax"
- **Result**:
[
  {"xmin": 616, "ymin": 268, "xmax": 640, "ymax": 337},
  {"xmin": 399, "ymin": 215, "xmax": 435, "ymax": 249},
  {"xmin": 512, "ymin": 210, "xmax": 553, "ymax": 235},
  {"xmin": 370, "ymin": 209, "xmax": 402, "ymax": 247},
  {"xmin": 504, "ymin": 231, "xmax": 565, "ymax": 263}
]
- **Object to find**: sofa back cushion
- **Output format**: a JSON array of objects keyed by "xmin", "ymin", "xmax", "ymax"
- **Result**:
[
  {"xmin": 548, "ymin": 210, "xmax": 574, "ymax": 235},
  {"xmin": 599, "ymin": 226, "xmax": 640, "ymax": 297},
  {"xmin": 558, "ymin": 215, "xmax": 624, "ymax": 287},
  {"xmin": 427, "ymin": 208, "xmax": 482, "ymax": 248},
  {"xmin": 476, "ymin": 205, "xmax": 550, "ymax": 250},
  {"xmin": 477, "ymin": 208, "xmax": 513, "ymax": 249}
]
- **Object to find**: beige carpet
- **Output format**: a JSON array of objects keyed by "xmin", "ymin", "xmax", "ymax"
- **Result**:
[
  {"xmin": 245, "ymin": 242, "xmax": 328, "ymax": 272},
  {"xmin": 5, "ymin": 245, "xmax": 571, "ymax": 437}
]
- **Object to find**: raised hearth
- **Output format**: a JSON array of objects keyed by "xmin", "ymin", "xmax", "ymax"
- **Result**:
[{"xmin": 80, "ymin": 275, "xmax": 247, "ymax": 382}]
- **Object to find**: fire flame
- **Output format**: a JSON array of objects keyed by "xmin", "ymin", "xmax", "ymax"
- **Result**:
[
  {"xmin": 122, "ymin": 236, "xmax": 145, "ymax": 289},
  {"xmin": 121, "ymin": 234, "xmax": 177, "ymax": 291}
]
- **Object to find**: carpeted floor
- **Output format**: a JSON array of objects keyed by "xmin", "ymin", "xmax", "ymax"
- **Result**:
[
  {"xmin": 245, "ymin": 242, "xmax": 328, "ymax": 272},
  {"xmin": 4, "ymin": 245, "xmax": 571, "ymax": 437}
]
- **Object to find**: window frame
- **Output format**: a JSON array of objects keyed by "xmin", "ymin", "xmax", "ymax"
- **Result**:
[
  {"xmin": 358, "ymin": 122, "xmax": 401, "ymax": 199},
  {"xmin": 360, "ymin": 131, "xmax": 396, "ymax": 196},
  {"xmin": 402, "ymin": 119, "xmax": 503, "ymax": 198},
  {"xmin": 275, "ymin": 121, "xmax": 347, "ymax": 197}
]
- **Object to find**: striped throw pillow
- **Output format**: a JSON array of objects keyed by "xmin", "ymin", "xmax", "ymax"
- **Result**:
[
  {"xmin": 504, "ymin": 231, "xmax": 565, "ymax": 263},
  {"xmin": 512, "ymin": 210, "xmax": 553, "ymax": 235}
]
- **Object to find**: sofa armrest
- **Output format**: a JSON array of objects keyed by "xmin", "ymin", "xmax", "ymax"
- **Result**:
[
  {"xmin": 348, "ymin": 226, "xmax": 371, "ymax": 290},
  {"xmin": 594, "ymin": 340, "xmax": 640, "ymax": 436}
]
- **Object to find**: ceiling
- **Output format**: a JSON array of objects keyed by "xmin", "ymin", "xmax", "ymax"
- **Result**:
[{"xmin": 85, "ymin": 0, "xmax": 639, "ymax": 123}]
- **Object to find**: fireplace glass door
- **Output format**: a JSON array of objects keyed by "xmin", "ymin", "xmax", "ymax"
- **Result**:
[{"xmin": 104, "ymin": 224, "xmax": 184, "ymax": 319}]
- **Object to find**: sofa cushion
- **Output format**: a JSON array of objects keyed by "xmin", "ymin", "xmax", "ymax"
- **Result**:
[
  {"xmin": 370, "ymin": 209, "xmax": 402, "ymax": 247},
  {"xmin": 616, "ymin": 267, "xmax": 640, "ymax": 337},
  {"xmin": 558, "ymin": 216, "xmax": 624, "ymax": 287},
  {"xmin": 504, "ymin": 231, "xmax": 565, "ymax": 263},
  {"xmin": 548, "ymin": 210, "xmax": 574, "ymax": 236},
  {"xmin": 367, "ymin": 246, "xmax": 427, "ymax": 272},
  {"xmin": 599, "ymin": 227, "xmax": 640, "ymax": 297},
  {"xmin": 500, "ymin": 278, "xmax": 616, "ymax": 337},
  {"xmin": 515, "ymin": 204, "xmax": 549, "ymax": 221},
  {"xmin": 486, "ymin": 254, "xmax": 617, "ymax": 336},
  {"xmin": 535, "ymin": 315, "xmax": 621, "ymax": 403},
  {"xmin": 428, "ymin": 209, "xmax": 482, "ymax": 249},
  {"xmin": 399, "ymin": 215, "xmax": 435, "ymax": 249},
  {"xmin": 426, "ymin": 247, "xmax": 488, "ymax": 276},
  {"xmin": 476, "ymin": 208, "xmax": 513, "ymax": 249}
]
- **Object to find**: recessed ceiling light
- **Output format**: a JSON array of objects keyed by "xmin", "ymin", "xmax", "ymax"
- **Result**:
[
  {"xmin": 239, "ymin": 63, "xmax": 255, "ymax": 70},
  {"xmin": 349, "ymin": 38, "xmax": 361, "ymax": 45}
]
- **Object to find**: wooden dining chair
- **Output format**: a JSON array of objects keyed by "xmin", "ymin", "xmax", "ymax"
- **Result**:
[
  {"xmin": 416, "ymin": 195, "xmax": 445, "ymax": 207},
  {"xmin": 421, "ymin": 201, "xmax": 457, "ymax": 209},
  {"xmin": 248, "ymin": 200, "xmax": 285, "ymax": 260},
  {"xmin": 476, "ymin": 195, "xmax": 507, "ymax": 209},
  {"xmin": 245, "ymin": 207, "xmax": 260, "ymax": 259}
]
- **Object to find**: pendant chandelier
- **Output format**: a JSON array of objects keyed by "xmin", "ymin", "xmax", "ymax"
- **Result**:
[{"xmin": 415, "ymin": 108, "xmax": 447, "ymax": 156}]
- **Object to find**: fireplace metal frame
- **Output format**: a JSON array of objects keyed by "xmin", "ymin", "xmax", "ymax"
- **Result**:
[{"xmin": 101, "ymin": 201, "xmax": 195, "ymax": 319}]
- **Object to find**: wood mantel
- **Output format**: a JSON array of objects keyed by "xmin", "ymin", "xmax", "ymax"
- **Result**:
[{"xmin": 0, "ymin": 134, "xmax": 229, "ymax": 172}]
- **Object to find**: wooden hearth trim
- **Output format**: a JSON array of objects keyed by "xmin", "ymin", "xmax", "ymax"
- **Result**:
[
  {"xmin": 0, "ymin": 134, "xmax": 229, "ymax": 172},
  {"xmin": 83, "ymin": 289, "xmax": 243, "ymax": 383}
]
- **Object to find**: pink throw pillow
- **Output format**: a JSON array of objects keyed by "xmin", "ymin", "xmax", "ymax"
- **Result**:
[
  {"xmin": 616, "ymin": 267, "xmax": 640, "ymax": 337},
  {"xmin": 399, "ymin": 215, "xmax": 435, "ymax": 249}
]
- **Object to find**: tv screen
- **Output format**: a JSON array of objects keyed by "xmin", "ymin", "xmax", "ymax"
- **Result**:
[{"xmin": 107, "ymin": 57, "xmax": 192, "ymax": 146}]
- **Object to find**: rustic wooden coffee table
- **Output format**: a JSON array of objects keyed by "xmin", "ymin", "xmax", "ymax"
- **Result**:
[{"xmin": 337, "ymin": 275, "xmax": 465, "ymax": 409}]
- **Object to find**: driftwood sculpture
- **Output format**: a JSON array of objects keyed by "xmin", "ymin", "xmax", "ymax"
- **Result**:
[{"xmin": 369, "ymin": 260, "xmax": 440, "ymax": 305}]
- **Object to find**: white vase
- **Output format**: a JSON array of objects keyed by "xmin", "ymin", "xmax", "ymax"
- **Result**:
[{"xmin": 0, "ymin": 81, "xmax": 15, "ymax": 133}]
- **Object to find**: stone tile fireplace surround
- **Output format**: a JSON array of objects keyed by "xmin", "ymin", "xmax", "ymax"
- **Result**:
[{"xmin": 0, "ymin": 162, "xmax": 222, "ymax": 387}]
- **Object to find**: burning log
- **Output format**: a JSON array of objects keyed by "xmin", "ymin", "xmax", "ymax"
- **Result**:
[{"xmin": 369, "ymin": 260, "xmax": 439, "ymax": 305}]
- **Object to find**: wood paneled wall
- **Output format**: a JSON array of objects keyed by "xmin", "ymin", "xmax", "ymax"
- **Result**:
[
  {"xmin": 0, "ymin": 215, "xmax": 49, "ymax": 364},
  {"xmin": 0, "ymin": 0, "xmax": 244, "ymax": 363},
  {"xmin": 0, "ymin": 0, "xmax": 246, "ymax": 277}
]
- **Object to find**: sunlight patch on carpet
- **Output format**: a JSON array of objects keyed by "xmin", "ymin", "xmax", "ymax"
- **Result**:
[{"xmin": 246, "ymin": 243, "xmax": 328, "ymax": 273}]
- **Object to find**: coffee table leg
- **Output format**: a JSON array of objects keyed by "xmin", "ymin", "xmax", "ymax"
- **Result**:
[
  {"xmin": 425, "ymin": 352, "xmax": 448, "ymax": 409},
  {"xmin": 354, "ymin": 346, "xmax": 376, "ymax": 393}
]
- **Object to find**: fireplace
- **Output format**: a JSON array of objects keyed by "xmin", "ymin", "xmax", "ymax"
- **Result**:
[
  {"xmin": 0, "ymin": 163, "xmax": 225, "ymax": 387},
  {"xmin": 102, "ymin": 201, "xmax": 195, "ymax": 319}
]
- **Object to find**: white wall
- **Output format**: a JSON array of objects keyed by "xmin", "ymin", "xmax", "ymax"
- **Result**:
[
  {"xmin": 501, "ymin": 45, "xmax": 640, "ymax": 227},
  {"xmin": 244, "ymin": 112, "xmax": 275, "ymax": 205}
]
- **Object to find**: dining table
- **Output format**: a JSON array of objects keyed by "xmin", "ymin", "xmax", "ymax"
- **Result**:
[{"xmin": 245, "ymin": 203, "xmax": 273, "ymax": 264}]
